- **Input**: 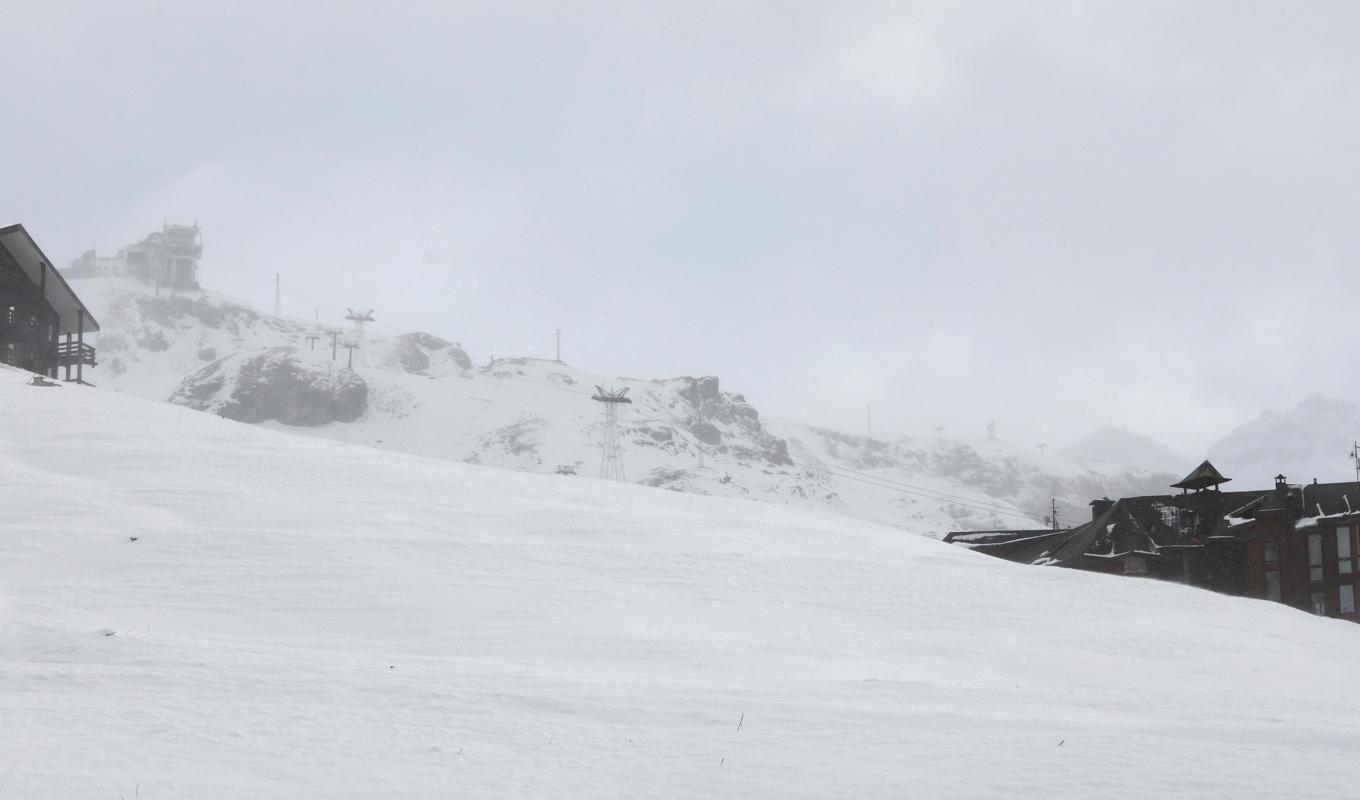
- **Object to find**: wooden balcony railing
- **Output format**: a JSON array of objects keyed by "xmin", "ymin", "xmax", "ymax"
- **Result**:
[{"xmin": 52, "ymin": 340, "xmax": 96, "ymax": 367}]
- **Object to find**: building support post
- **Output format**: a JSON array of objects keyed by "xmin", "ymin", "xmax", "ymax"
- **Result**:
[
  {"xmin": 38, "ymin": 265, "xmax": 55, "ymax": 377},
  {"xmin": 48, "ymin": 315, "xmax": 59, "ymax": 379},
  {"xmin": 77, "ymin": 309, "xmax": 85, "ymax": 384}
]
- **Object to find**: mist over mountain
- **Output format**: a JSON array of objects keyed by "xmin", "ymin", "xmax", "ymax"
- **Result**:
[
  {"xmin": 68, "ymin": 276, "xmax": 1175, "ymax": 536},
  {"xmin": 1207, "ymin": 395, "xmax": 1360, "ymax": 486},
  {"xmin": 1061, "ymin": 426, "xmax": 1188, "ymax": 474}
]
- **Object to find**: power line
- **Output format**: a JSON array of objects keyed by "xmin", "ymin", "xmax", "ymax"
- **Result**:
[
  {"xmin": 810, "ymin": 467, "xmax": 1048, "ymax": 525},
  {"xmin": 795, "ymin": 452, "xmax": 1041, "ymax": 513},
  {"xmin": 812, "ymin": 463, "xmax": 1047, "ymax": 523},
  {"xmin": 796, "ymin": 454, "xmax": 1048, "ymax": 524}
]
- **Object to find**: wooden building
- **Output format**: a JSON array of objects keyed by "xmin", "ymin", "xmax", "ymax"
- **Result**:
[
  {"xmin": 0, "ymin": 224, "xmax": 99, "ymax": 381},
  {"xmin": 946, "ymin": 462, "xmax": 1360, "ymax": 623}
]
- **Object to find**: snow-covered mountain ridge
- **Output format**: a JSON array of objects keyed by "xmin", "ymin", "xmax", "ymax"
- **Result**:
[{"xmin": 71, "ymin": 278, "xmax": 1176, "ymax": 535}]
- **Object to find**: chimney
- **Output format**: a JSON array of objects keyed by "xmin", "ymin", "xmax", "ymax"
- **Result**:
[{"xmin": 1090, "ymin": 497, "xmax": 1115, "ymax": 520}]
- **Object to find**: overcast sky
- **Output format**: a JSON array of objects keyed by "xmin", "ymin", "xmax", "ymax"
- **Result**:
[{"xmin": 4, "ymin": 1, "xmax": 1358, "ymax": 455}]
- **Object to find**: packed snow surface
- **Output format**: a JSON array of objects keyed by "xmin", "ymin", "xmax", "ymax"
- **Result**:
[{"xmin": 3, "ymin": 366, "xmax": 1360, "ymax": 797}]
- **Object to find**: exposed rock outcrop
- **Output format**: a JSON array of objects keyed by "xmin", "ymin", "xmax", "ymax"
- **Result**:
[
  {"xmin": 170, "ymin": 347, "xmax": 368, "ymax": 426},
  {"xmin": 659, "ymin": 376, "xmax": 792, "ymax": 466},
  {"xmin": 380, "ymin": 333, "xmax": 473, "ymax": 375}
]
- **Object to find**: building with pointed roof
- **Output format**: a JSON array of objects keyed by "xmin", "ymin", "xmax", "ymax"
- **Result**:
[
  {"xmin": 1171, "ymin": 459, "xmax": 1231, "ymax": 492},
  {"xmin": 946, "ymin": 461, "xmax": 1360, "ymax": 623},
  {"xmin": 0, "ymin": 224, "xmax": 99, "ymax": 381}
]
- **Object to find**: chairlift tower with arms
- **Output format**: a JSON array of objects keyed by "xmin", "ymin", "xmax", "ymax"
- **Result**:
[
  {"xmin": 344, "ymin": 308, "xmax": 374, "ymax": 367},
  {"xmin": 592, "ymin": 386, "xmax": 632, "ymax": 481}
]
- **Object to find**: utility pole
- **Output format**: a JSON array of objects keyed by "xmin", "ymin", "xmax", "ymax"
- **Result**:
[
  {"xmin": 305, "ymin": 332, "xmax": 320, "ymax": 351},
  {"xmin": 343, "ymin": 340, "xmax": 359, "ymax": 370},
  {"xmin": 1050, "ymin": 498, "xmax": 1061, "ymax": 531},
  {"xmin": 555, "ymin": 328, "xmax": 562, "ymax": 363},
  {"xmin": 274, "ymin": 273, "xmax": 281, "ymax": 317},
  {"xmin": 591, "ymin": 386, "xmax": 633, "ymax": 481},
  {"xmin": 1351, "ymin": 441, "xmax": 1360, "ymax": 489},
  {"xmin": 1036, "ymin": 442, "xmax": 1048, "ymax": 455},
  {"xmin": 986, "ymin": 421, "xmax": 997, "ymax": 441},
  {"xmin": 933, "ymin": 426, "xmax": 944, "ymax": 439},
  {"xmin": 327, "ymin": 328, "xmax": 343, "ymax": 361}
]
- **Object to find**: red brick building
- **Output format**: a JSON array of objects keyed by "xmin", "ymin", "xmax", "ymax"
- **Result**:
[{"xmin": 946, "ymin": 462, "xmax": 1360, "ymax": 622}]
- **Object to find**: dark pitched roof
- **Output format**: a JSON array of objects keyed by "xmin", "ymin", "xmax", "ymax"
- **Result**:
[
  {"xmin": 1036, "ymin": 499, "xmax": 1174, "ymax": 565},
  {"xmin": 951, "ymin": 488, "xmax": 1270, "ymax": 567},
  {"xmin": 943, "ymin": 529, "xmax": 1070, "ymax": 564},
  {"xmin": 945, "ymin": 478, "xmax": 1360, "ymax": 568},
  {"xmin": 0, "ymin": 223, "xmax": 101, "ymax": 335},
  {"xmin": 944, "ymin": 529, "xmax": 1055, "ymax": 546},
  {"xmin": 1171, "ymin": 460, "xmax": 1230, "ymax": 491},
  {"xmin": 1297, "ymin": 482, "xmax": 1360, "ymax": 518}
]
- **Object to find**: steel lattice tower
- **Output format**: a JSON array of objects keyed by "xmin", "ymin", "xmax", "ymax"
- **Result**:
[{"xmin": 592, "ymin": 386, "xmax": 632, "ymax": 481}]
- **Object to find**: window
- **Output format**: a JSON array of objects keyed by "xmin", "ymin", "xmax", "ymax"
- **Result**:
[
  {"xmin": 1311, "ymin": 590, "xmax": 1328, "ymax": 615},
  {"xmin": 1338, "ymin": 526, "xmax": 1355, "ymax": 576},
  {"xmin": 1264, "ymin": 540, "xmax": 1280, "ymax": 563},
  {"xmin": 1309, "ymin": 533, "xmax": 1324, "ymax": 582},
  {"xmin": 1341, "ymin": 585, "xmax": 1356, "ymax": 615},
  {"xmin": 1266, "ymin": 571, "xmax": 1282, "ymax": 602}
]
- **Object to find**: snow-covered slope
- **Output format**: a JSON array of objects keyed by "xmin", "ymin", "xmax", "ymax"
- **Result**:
[
  {"xmin": 71, "ymin": 278, "xmax": 1175, "ymax": 535},
  {"xmin": 1208, "ymin": 394, "xmax": 1360, "ymax": 484},
  {"xmin": 4, "ymin": 365, "xmax": 1360, "ymax": 798}
]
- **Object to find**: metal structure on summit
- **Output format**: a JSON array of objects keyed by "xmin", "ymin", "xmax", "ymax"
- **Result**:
[
  {"xmin": 591, "ymin": 386, "xmax": 633, "ymax": 481},
  {"xmin": 344, "ymin": 308, "xmax": 374, "ymax": 367}
]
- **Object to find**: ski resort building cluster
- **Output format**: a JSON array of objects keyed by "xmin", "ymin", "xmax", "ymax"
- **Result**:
[
  {"xmin": 947, "ymin": 461, "xmax": 1360, "ymax": 623},
  {"xmin": 64, "ymin": 222, "xmax": 203, "ymax": 290},
  {"xmin": 0, "ymin": 223, "xmax": 99, "ymax": 381}
]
